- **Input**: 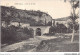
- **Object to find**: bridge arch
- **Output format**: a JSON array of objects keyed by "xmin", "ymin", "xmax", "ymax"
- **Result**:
[{"xmin": 36, "ymin": 28, "xmax": 41, "ymax": 36}]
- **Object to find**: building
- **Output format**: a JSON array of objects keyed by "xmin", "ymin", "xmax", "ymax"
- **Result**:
[{"xmin": 54, "ymin": 17, "xmax": 71, "ymax": 28}]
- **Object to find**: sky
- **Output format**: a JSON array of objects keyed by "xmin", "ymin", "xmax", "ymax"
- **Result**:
[{"xmin": 0, "ymin": 0, "xmax": 72, "ymax": 19}]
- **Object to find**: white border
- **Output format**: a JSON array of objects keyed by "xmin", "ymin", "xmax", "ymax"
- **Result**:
[
  {"xmin": 79, "ymin": 0, "xmax": 80, "ymax": 52},
  {"xmin": 0, "ymin": 52, "xmax": 80, "ymax": 55},
  {"xmin": 0, "ymin": 0, "xmax": 80, "ymax": 53}
]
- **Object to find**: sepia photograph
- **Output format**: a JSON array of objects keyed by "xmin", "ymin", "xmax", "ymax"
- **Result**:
[{"xmin": 0, "ymin": 0, "xmax": 79, "ymax": 52}]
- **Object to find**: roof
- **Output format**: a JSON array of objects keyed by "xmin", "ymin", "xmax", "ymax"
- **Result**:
[{"xmin": 55, "ymin": 17, "xmax": 70, "ymax": 21}]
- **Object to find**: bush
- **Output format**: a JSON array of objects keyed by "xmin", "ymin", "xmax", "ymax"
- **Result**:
[
  {"xmin": 68, "ymin": 22, "xmax": 79, "ymax": 32},
  {"xmin": 29, "ymin": 28, "xmax": 34, "ymax": 37},
  {"xmin": 1, "ymin": 26, "xmax": 17, "ymax": 44},
  {"xmin": 49, "ymin": 26, "xmax": 56, "ymax": 34},
  {"xmin": 49, "ymin": 24, "xmax": 70, "ymax": 34},
  {"xmin": 56, "ymin": 24, "xmax": 68, "ymax": 33},
  {"xmin": 1, "ymin": 26, "xmax": 34, "ymax": 44},
  {"xmin": 23, "ymin": 28, "xmax": 34, "ymax": 38}
]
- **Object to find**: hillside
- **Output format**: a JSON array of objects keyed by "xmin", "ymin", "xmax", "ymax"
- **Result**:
[{"xmin": 1, "ymin": 6, "xmax": 52, "ymax": 26}]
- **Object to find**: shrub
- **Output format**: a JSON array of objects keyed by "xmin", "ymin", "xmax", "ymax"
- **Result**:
[
  {"xmin": 49, "ymin": 24, "xmax": 69, "ymax": 34},
  {"xmin": 29, "ymin": 28, "xmax": 34, "ymax": 37},
  {"xmin": 49, "ymin": 26, "xmax": 56, "ymax": 34},
  {"xmin": 56, "ymin": 24, "xmax": 68, "ymax": 33},
  {"xmin": 1, "ymin": 26, "xmax": 17, "ymax": 44},
  {"xmin": 23, "ymin": 28, "xmax": 34, "ymax": 38},
  {"xmin": 1, "ymin": 26, "xmax": 34, "ymax": 44}
]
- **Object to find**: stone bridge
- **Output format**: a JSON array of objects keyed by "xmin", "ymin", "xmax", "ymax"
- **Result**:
[{"xmin": 28, "ymin": 26, "xmax": 51, "ymax": 36}]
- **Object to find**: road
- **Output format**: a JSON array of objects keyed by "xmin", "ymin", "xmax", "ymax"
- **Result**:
[{"xmin": 1, "ymin": 35, "xmax": 57, "ymax": 52}]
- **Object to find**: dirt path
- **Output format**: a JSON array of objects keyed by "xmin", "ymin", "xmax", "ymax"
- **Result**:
[{"xmin": 1, "ymin": 36, "xmax": 57, "ymax": 52}]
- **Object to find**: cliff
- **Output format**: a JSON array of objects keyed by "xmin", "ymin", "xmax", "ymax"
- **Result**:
[{"xmin": 1, "ymin": 6, "xmax": 52, "ymax": 26}]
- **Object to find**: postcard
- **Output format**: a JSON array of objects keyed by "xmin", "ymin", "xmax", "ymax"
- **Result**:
[{"xmin": 0, "ymin": 0, "xmax": 79, "ymax": 53}]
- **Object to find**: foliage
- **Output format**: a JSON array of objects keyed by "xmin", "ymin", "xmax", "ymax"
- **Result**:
[
  {"xmin": 1, "ymin": 26, "xmax": 17, "ymax": 44},
  {"xmin": 1, "ymin": 26, "xmax": 34, "ymax": 44},
  {"xmin": 23, "ymin": 27, "xmax": 34, "ymax": 38},
  {"xmin": 49, "ymin": 26, "xmax": 56, "ymax": 34},
  {"xmin": 64, "ymin": 0, "xmax": 79, "ymax": 42},
  {"xmin": 1, "ymin": 6, "xmax": 52, "ymax": 26},
  {"xmin": 47, "ymin": 21, "xmax": 52, "ymax": 26},
  {"xmin": 36, "ymin": 20, "xmax": 44, "ymax": 26},
  {"xmin": 68, "ymin": 22, "xmax": 79, "ymax": 32},
  {"xmin": 56, "ymin": 24, "xmax": 68, "ymax": 33},
  {"xmin": 49, "ymin": 24, "xmax": 69, "ymax": 34}
]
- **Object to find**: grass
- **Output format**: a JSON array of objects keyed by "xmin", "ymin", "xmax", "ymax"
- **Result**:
[
  {"xmin": 8, "ymin": 44, "xmax": 36, "ymax": 52},
  {"xmin": 2, "ymin": 33, "xmax": 79, "ymax": 52},
  {"xmin": 36, "ymin": 33, "xmax": 79, "ymax": 52}
]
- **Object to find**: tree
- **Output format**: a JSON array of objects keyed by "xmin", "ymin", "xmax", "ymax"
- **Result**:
[
  {"xmin": 36, "ymin": 20, "xmax": 44, "ymax": 26},
  {"xmin": 47, "ymin": 21, "xmax": 52, "ymax": 26},
  {"xmin": 16, "ymin": 11, "xmax": 21, "ymax": 27},
  {"xmin": 64, "ymin": 0, "xmax": 79, "ymax": 42},
  {"xmin": 1, "ymin": 9, "xmax": 12, "ymax": 27}
]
